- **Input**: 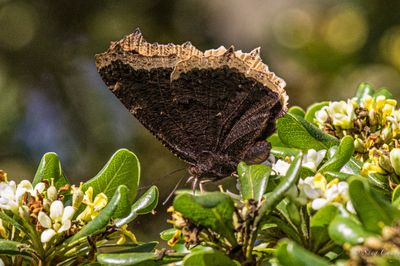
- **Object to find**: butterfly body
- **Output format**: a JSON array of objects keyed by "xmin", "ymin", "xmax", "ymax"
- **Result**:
[{"xmin": 95, "ymin": 29, "xmax": 287, "ymax": 181}]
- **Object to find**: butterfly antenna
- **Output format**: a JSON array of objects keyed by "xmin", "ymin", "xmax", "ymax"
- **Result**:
[
  {"xmin": 162, "ymin": 175, "xmax": 185, "ymax": 205},
  {"xmin": 138, "ymin": 167, "xmax": 186, "ymax": 191}
]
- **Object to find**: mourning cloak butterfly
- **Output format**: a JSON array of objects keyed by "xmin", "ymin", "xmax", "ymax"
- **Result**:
[{"xmin": 95, "ymin": 29, "xmax": 287, "ymax": 185}]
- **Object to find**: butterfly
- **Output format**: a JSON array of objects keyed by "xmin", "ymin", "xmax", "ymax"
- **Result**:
[{"xmin": 95, "ymin": 29, "xmax": 287, "ymax": 187}]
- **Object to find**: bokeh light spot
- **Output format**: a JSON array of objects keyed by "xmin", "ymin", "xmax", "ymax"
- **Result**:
[
  {"xmin": 322, "ymin": 4, "xmax": 368, "ymax": 54},
  {"xmin": 380, "ymin": 26, "xmax": 400, "ymax": 71},
  {"xmin": 273, "ymin": 9, "xmax": 314, "ymax": 49},
  {"xmin": 0, "ymin": 2, "xmax": 37, "ymax": 50}
]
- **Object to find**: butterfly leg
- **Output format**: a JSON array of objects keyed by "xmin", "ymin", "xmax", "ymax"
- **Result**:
[{"xmin": 199, "ymin": 179, "xmax": 213, "ymax": 193}]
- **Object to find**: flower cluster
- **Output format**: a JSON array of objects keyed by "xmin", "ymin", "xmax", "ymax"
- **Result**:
[
  {"xmin": 272, "ymin": 149, "xmax": 326, "ymax": 176},
  {"xmin": 297, "ymin": 173, "xmax": 354, "ymax": 212},
  {"xmin": 272, "ymin": 149, "xmax": 354, "ymax": 211},
  {"xmin": 314, "ymin": 95, "xmax": 400, "ymax": 177},
  {"xmin": 0, "ymin": 171, "xmax": 135, "ymax": 247}
]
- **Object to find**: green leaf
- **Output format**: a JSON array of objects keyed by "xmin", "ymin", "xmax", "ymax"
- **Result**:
[
  {"xmin": 349, "ymin": 177, "xmax": 400, "ymax": 234},
  {"xmin": 355, "ymin": 82, "xmax": 374, "ymax": 102},
  {"xmin": 276, "ymin": 240, "xmax": 330, "ymax": 266},
  {"xmin": 237, "ymin": 162, "xmax": 271, "ymax": 202},
  {"xmin": 97, "ymin": 252, "xmax": 158, "ymax": 265},
  {"xmin": 392, "ymin": 185, "xmax": 400, "ymax": 208},
  {"xmin": 319, "ymin": 136, "xmax": 354, "ymax": 173},
  {"xmin": 304, "ymin": 101, "xmax": 329, "ymax": 123},
  {"xmin": 115, "ymin": 186, "xmax": 159, "ymax": 227},
  {"xmin": 277, "ymin": 113, "xmax": 338, "ymax": 151},
  {"xmin": 328, "ymin": 215, "xmax": 369, "ymax": 245},
  {"xmin": 339, "ymin": 157, "xmax": 362, "ymax": 175},
  {"xmin": 173, "ymin": 192, "xmax": 236, "ymax": 246},
  {"xmin": 159, "ymin": 228, "xmax": 176, "ymax": 241},
  {"xmin": 373, "ymin": 87, "xmax": 393, "ymax": 99},
  {"xmin": 323, "ymin": 171, "xmax": 352, "ymax": 181},
  {"xmin": 183, "ymin": 250, "xmax": 238, "ymax": 266},
  {"xmin": 99, "ymin": 242, "xmax": 158, "ymax": 254},
  {"xmin": 270, "ymin": 147, "xmax": 301, "ymax": 159},
  {"xmin": 288, "ymin": 106, "xmax": 305, "ymax": 117},
  {"xmin": 0, "ymin": 212, "xmax": 25, "ymax": 234},
  {"xmin": 310, "ymin": 205, "xmax": 339, "ymax": 251},
  {"xmin": 83, "ymin": 149, "xmax": 140, "ymax": 202},
  {"xmin": 256, "ymin": 153, "xmax": 303, "ymax": 222},
  {"xmin": 267, "ymin": 133, "xmax": 287, "ymax": 147},
  {"xmin": 0, "ymin": 240, "xmax": 33, "ymax": 258},
  {"xmin": 67, "ymin": 185, "xmax": 127, "ymax": 244},
  {"xmin": 32, "ymin": 152, "xmax": 69, "ymax": 187},
  {"xmin": 112, "ymin": 184, "xmax": 131, "ymax": 219}
]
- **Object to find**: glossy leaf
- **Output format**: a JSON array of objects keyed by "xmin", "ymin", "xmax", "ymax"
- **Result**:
[
  {"xmin": 310, "ymin": 205, "xmax": 338, "ymax": 251},
  {"xmin": 319, "ymin": 135, "xmax": 354, "ymax": 173},
  {"xmin": 355, "ymin": 82, "xmax": 374, "ymax": 102},
  {"xmin": 340, "ymin": 152, "xmax": 362, "ymax": 174},
  {"xmin": 373, "ymin": 87, "xmax": 393, "ymax": 99},
  {"xmin": 173, "ymin": 192, "xmax": 236, "ymax": 246},
  {"xmin": 99, "ymin": 242, "xmax": 158, "ymax": 254},
  {"xmin": 115, "ymin": 186, "xmax": 159, "ymax": 227},
  {"xmin": 276, "ymin": 240, "xmax": 330, "ymax": 266},
  {"xmin": 112, "ymin": 183, "xmax": 131, "ymax": 219},
  {"xmin": 304, "ymin": 101, "xmax": 329, "ymax": 123},
  {"xmin": 97, "ymin": 252, "xmax": 158, "ymax": 265},
  {"xmin": 328, "ymin": 215, "xmax": 369, "ymax": 245},
  {"xmin": 0, "ymin": 240, "xmax": 33, "ymax": 258},
  {"xmin": 32, "ymin": 152, "xmax": 68, "ymax": 187},
  {"xmin": 256, "ymin": 153, "xmax": 302, "ymax": 223},
  {"xmin": 83, "ymin": 149, "xmax": 140, "ymax": 202},
  {"xmin": 0, "ymin": 212, "xmax": 24, "ymax": 232},
  {"xmin": 349, "ymin": 177, "xmax": 400, "ymax": 234},
  {"xmin": 270, "ymin": 147, "xmax": 301, "ymax": 159},
  {"xmin": 267, "ymin": 133, "xmax": 287, "ymax": 147},
  {"xmin": 67, "ymin": 185, "xmax": 127, "ymax": 244},
  {"xmin": 237, "ymin": 162, "xmax": 271, "ymax": 202},
  {"xmin": 324, "ymin": 171, "xmax": 352, "ymax": 181},
  {"xmin": 277, "ymin": 113, "xmax": 338, "ymax": 151},
  {"xmin": 183, "ymin": 250, "xmax": 238, "ymax": 266},
  {"xmin": 392, "ymin": 185, "xmax": 400, "ymax": 208},
  {"xmin": 288, "ymin": 106, "xmax": 305, "ymax": 117}
]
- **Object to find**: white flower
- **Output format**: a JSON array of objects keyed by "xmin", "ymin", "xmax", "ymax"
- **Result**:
[
  {"xmin": 272, "ymin": 159, "xmax": 291, "ymax": 176},
  {"xmin": 325, "ymin": 100, "xmax": 355, "ymax": 129},
  {"xmin": 15, "ymin": 180, "xmax": 45, "ymax": 199},
  {"xmin": 297, "ymin": 174, "xmax": 351, "ymax": 211},
  {"xmin": 38, "ymin": 200, "xmax": 75, "ymax": 243},
  {"xmin": 311, "ymin": 198, "xmax": 328, "ymax": 210},
  {"xmin": 298, "ymin": 176, "xmax": 323, "ymax": 199},
  {"xmin": 315, "ymin": 108, "xmax": 328, "ymax": 124},
  {"xmin": 302, "ymin": 149, "xmax": 326, "ymax": 172},
  {"xmin": 0, "ymin": 181, "xmax": 18, "ymax": 213}
]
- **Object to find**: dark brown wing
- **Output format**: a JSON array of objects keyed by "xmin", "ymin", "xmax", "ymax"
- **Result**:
[
  {"xmin": 95, "ymin": 30, "xmax": 206, "ymax": 164},
  {"xmin": 95, "ymin": 30, "xmax": 287, "ymax": 178},
  {"xmin": 170, "ymin": 47, "xmax": 287, "ymax": 164}
]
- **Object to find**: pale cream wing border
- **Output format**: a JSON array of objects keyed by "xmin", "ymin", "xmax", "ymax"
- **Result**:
[
  {"xmin": 96, "ymin": 28, "xmax": 288, "ymax": 111},
  {"xmin": 171, "ymin": 46, "xmax": 288, "ymax": 112}
]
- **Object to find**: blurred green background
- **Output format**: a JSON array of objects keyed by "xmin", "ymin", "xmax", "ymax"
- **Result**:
[{"xmin": 1, "ymin": 0, "xmax": 400, "ymax": 241}]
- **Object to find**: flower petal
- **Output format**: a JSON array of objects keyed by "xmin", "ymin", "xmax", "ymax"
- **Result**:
[
  {"xmin": 58, "ymin": 220, "xmax": 71, "ymax": 233},
  {"xmin": 50, "ymin": 200, "xmax": 64, "ymax": 220},
  {"xmin": 38, "ymin": 211, "xmax": 52, "ymax": 228},
  {"xmin": 33, "ymin": 182, "xmax": 46, "ymax": 196},
  {"xmin": 93, "ymin": 193, "xmax": 108, "ymax": 212},
  {"xmin": 311, "ymin": 198, "xmax": 328, "ymax": 210},
  {"xmin": 41, "ymin": 228, "xmax": 56, "ymax": 243},
  {"xmin": 62, "ymin": 206, "xmax": 75, "ymax": 222}
]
